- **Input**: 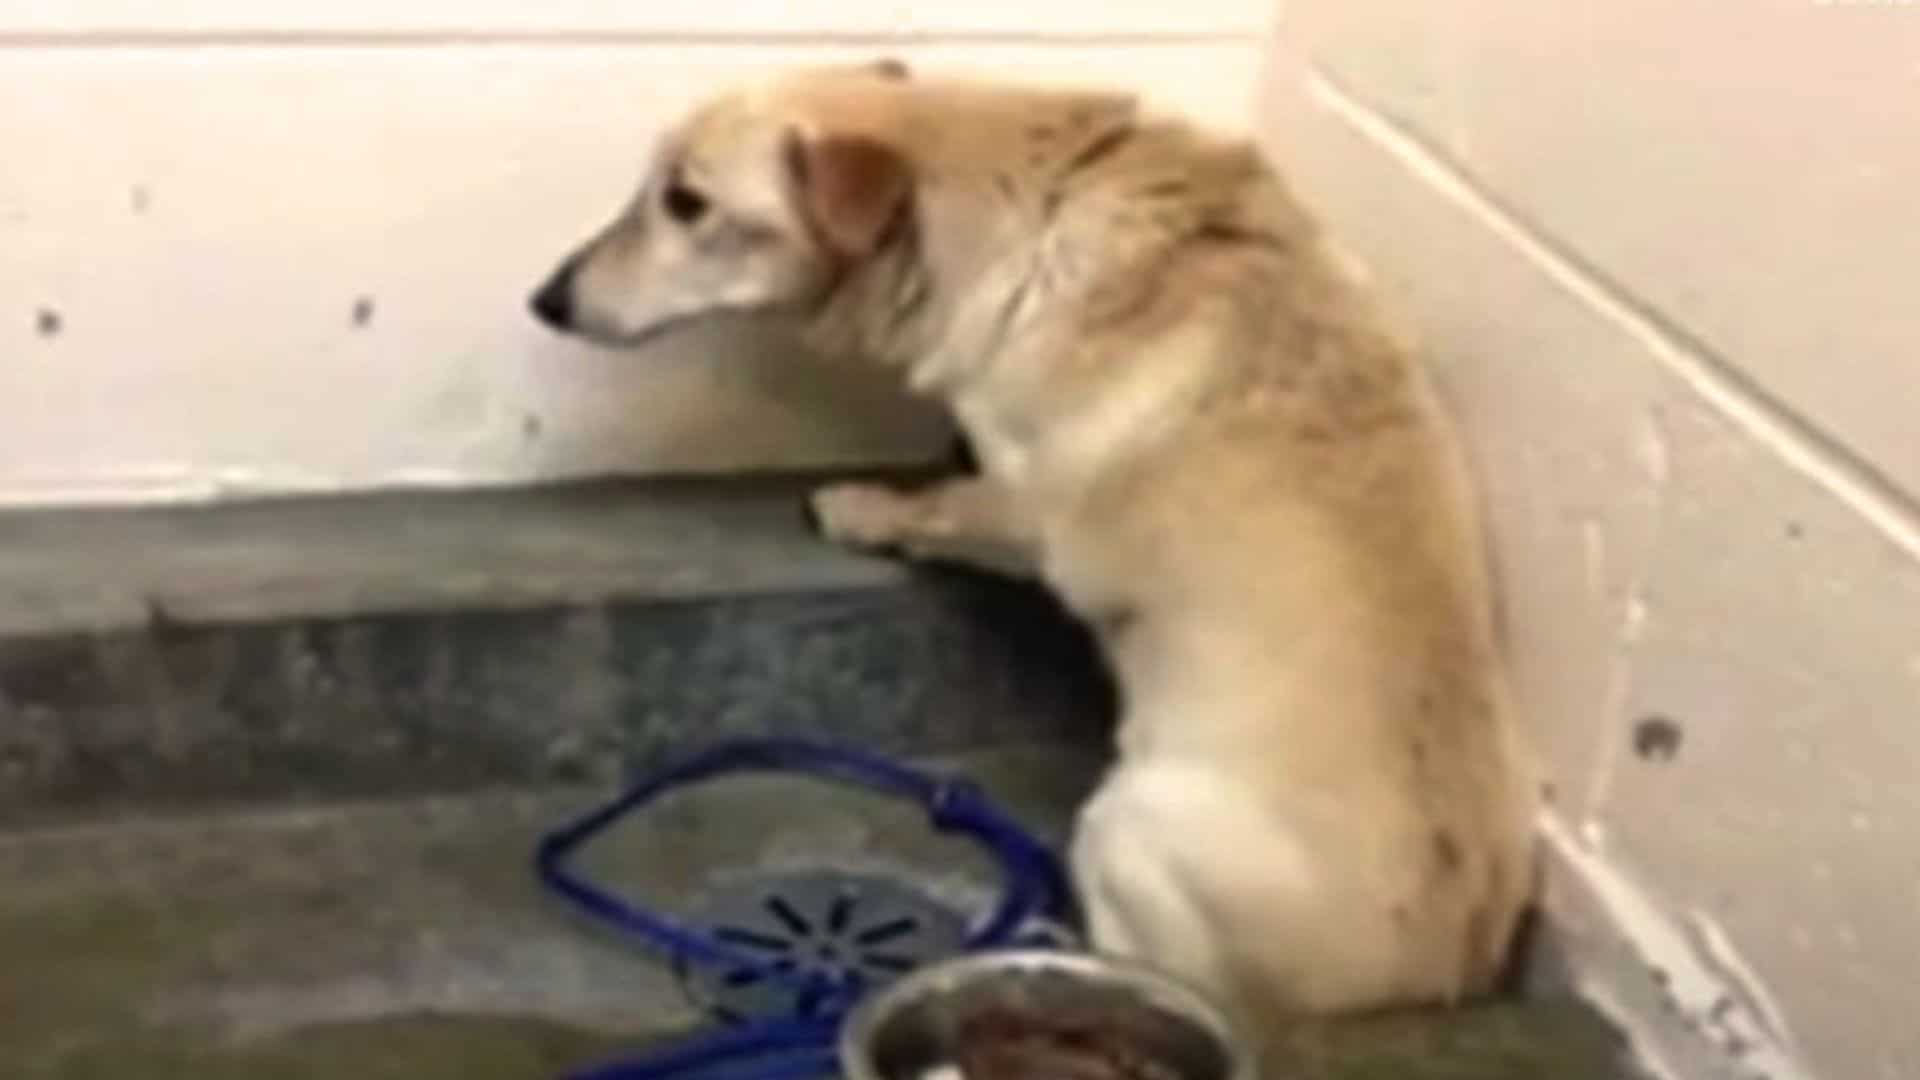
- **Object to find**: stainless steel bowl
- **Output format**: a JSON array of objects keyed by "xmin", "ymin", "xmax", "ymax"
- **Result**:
[{"xmin": 839, "ymin": 950, "xmax": 1257, "ymax": 1080}]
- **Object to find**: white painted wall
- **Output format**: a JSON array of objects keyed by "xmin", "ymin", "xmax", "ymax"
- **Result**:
[
  {"xmin": 1255, "ymin": 5, "xmax": 1920, "ymax": 1079},
  {"xmin": 0, "ymin": 1, "xmax": 1272, "ymax": 506}
]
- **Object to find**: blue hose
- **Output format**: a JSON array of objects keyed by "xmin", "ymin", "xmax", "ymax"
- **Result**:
[{"xmin": 534, "ymin": 737, "xmax": 1075, "ymax": 1080}]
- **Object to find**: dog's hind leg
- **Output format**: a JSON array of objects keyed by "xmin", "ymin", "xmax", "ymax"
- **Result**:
[
  {"xmin": 1071, "ymin": 764, "xmax": 1239, "ymax": 1002},
  {"xmin": 1070, "ymin": 759, "xmax": 1408, "ymax": 1018},
  {"xmin": 808, "ymin": 477, "xmax": 1037, "ymax": 578}
]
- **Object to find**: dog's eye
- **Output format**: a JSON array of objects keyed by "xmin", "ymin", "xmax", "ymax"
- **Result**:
[{"xmin": 662, "ymin": 181, "xmax": 710, "ymax": 225}]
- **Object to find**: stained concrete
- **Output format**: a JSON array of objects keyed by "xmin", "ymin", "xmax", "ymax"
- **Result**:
[
  {"xmin": 0, "ymin": 480, "xmax": 1639, "ymax": 1078},
  {"xmin": 0, "ymin": 477, "xmax": 1111, "ymax": 825},
  {"xmin": 0, "ymin": 742, "xmax": 1633, "ymax": 1080},
  {"xmin": 0, "ymin": 744, "xmax": 1101, "ymax": 1079},
  {"xmin": 0, "ymin": 475, "xmax": 902, "ymax": 637}
]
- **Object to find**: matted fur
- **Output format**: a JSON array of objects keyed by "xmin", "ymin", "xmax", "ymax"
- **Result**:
[{"xmin": 531, "ymin": 62, "xmax": 1541, "ymax": 1033}]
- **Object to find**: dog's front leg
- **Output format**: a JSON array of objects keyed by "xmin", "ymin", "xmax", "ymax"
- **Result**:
[{"xmin": 808, "ymin": 477, "xmax": 1037, "ymax": 579}]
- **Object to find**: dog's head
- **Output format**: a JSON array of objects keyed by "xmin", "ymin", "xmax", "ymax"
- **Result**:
[{"xmin": 529, "ymin": 61, "xmax": 915, "ymax": 346}]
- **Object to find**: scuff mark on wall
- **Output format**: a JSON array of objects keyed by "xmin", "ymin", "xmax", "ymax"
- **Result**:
[{"xmin": 1541, "ymin": 812, "xmax": 1813, "ymax": 1080}]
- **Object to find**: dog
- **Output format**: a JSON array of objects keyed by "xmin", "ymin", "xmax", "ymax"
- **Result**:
[{"xmin": 530, "ymin": 60, "xmax": 1540, "ymax": 1030}]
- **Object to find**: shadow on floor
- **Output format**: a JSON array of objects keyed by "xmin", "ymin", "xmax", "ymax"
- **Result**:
[{"xmin": 31, "ymin": 998, "xmax": 1630, "ymax": 1080}]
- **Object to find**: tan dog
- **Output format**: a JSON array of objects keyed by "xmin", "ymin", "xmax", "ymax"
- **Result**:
[{"xmin": 531, "ymin": 61, "xmax": 1539, "ymax": 1027}]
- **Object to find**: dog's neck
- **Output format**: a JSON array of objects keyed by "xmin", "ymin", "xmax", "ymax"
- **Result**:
[
  {"xmin": 799, "ymin": 89, "xmax": 1139, "ymax": 368},
  {"xmin": 798, "ymin": 96, "xmax": 1279, "ymax": 487}
]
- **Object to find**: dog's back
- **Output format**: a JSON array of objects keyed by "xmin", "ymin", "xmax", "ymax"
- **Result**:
[{"xmin": 918, "ymin": 86, "xmax": 1542, "ymax": 1019}]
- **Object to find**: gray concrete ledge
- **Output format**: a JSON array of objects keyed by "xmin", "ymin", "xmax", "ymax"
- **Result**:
[
  {"xmin": 0, "ymin": 474, "xmax": 907, "ymax": 637},
  {"xmin": 0, "ymin": 476, "xmax": 1113, "ymax": 824}
]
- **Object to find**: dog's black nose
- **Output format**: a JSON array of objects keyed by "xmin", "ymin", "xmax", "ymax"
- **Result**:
[{"xmin": 530, "ymin": 258, "xmax": 578, "ymax": 329}]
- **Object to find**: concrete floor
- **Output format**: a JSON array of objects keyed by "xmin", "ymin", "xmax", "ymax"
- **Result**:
[
  {"xmin": 0, "ymin": 481, "xmax": 1639, "ymax": 1079},
  {"xmin": 1, "ymin": 743, "xmax": 1635, "ymax": 1080}
]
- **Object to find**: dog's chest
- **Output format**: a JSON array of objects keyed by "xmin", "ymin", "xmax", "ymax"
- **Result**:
[{"xmin": 950, "ymin": 395, "xmax": 1034, "ymax": 485}]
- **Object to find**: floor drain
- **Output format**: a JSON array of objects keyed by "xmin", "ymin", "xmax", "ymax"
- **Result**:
[{"xmin": 675, "ymin": 868, "xmax": 969, "ymax": 1023}]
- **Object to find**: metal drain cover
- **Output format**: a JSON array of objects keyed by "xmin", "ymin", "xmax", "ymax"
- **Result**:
[{"xmin": 676, "ymin": 868, "xmax": 969, "ymax": 1022}]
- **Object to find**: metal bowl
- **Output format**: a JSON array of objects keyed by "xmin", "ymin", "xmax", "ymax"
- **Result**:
[{"xmin": 839, "ymin": 950, "xmax": 1257, "ymax": 1080}]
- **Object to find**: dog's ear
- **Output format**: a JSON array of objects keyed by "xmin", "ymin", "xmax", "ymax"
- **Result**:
[{"xmin": 783, "ymin": 129, "xmax": 913, "ymax": 259}]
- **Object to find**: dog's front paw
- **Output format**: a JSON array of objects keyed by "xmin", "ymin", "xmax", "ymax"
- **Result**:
[{"xmin": 807, "ymin": 483, "xmax": 912, "ymax": 552}]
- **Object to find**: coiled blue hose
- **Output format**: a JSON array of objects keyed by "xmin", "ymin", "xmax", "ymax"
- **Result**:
[{"xmin": 534, "ymin": 737, "xmax": 1075, "ymax": 1080}]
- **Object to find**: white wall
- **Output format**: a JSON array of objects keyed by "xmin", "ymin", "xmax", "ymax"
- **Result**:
[
  {"xmin": 0, "ymin": 0, "xmax": 1272, "ymax": 506},
  {"xmin": 1255, "ymin": 4, "xmax": 1920, "ymax": 1079}
]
